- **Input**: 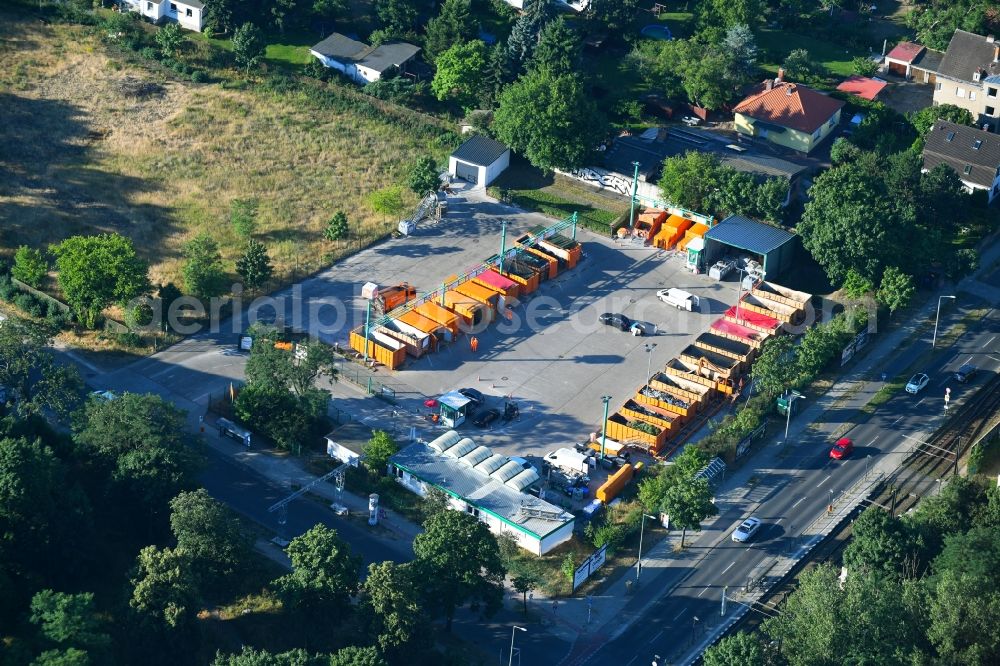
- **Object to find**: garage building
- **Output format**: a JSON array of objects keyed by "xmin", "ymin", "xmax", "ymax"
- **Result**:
[
  {"xmin": 702, "ymin": 215, "xmax": 799, "ymax": 281},
  {"xmin": 448, "ymin": 135, "xmax": 510, "ymax": 188}
]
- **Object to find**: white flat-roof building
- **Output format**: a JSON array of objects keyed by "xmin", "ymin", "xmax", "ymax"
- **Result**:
[
  {"xmin": 120, "ymin": 0, "xmax": 204, "ymax": 32},
  {"xmin": 389, "ymin": 431, "xmax": 576, "ymax": 555}
]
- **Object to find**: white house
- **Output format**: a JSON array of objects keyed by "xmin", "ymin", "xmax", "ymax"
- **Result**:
[
  {"xmin": 503, "ymin": 0, "xmax": 590, "ymax": 11},
  {"xmin": 448, "ymin": 135, "xmax": 511, "ymax": 188},
  {"xmin": 310, "ymin": 33, "xmax": 420, "ymax": 85},
  {"xmin": 389, "ymin": 432, "xmax": 576, "ymax": 555},
  {"xmin": 121, "ymin": 0, "xmax": 204, "ymax": 32}
]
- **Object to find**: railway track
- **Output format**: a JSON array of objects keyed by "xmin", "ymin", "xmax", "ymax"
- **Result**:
[{"xmin": 720, "ymin": 371, "xmax": 1000, "ymax": 642}]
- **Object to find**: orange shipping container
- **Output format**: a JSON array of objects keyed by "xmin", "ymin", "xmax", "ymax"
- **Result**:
[
  {"xmin": 522, "ymin": 246, "xmax": 559, "ymax": 278},
  {"xmin": 596, "ymin": 463, "xmax": 634, "ymax": 503},
  {"xmin": 443, "ymin": 290, "xmax": 490, "ymax": 326},
  {"xmin": 416, "ymin": 302, "xmax": 461, "ymax": 339},
  {"xmin": 455, "ymin": 280, "xmax": 502, "ymax": 311},
  {"xmin": 398, "ymin": 310, "xmax": 445, "ymax": 345},
  {"xmin": 604, "ymin": 412, "xmax": 668, "ymax": 454},
  {"xmin": 502, "ymin": 259, "xmax": 541, "ymax": 294},
  {"xmin": 349, "ymin": 328, "xmax": 406, "ymax": 370}
]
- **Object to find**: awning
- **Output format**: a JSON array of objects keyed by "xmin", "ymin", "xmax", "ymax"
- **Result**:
[
  {"xmin": 687, "ymin": 237, "xmax": 705, "ymax": 252},
  {"xmin": 439, "ymin": 391, "xmax": 471, "ymax": 409}
]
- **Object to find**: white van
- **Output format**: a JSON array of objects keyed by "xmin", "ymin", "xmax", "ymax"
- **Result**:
[
  {"xmin": 656, "ymin": 288, "xmax": 700, "ymax": 312},
  {"xmin": 544, "ymin": 447, "xmax": 591, "ymax": 475}
]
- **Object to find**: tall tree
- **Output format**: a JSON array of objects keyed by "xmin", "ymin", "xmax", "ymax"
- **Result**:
[
  {"xmin": 361, "ymin": 561, "xmax": 429, "ymax": 655},
  {"xmin": 926, "ymin": 568, "xmax": 1000, "ymax": 664},
  {"xmin": 12, "ymin": 245, "xmax": 48, "ymax": 288},
  {"xmin": 202, "ymin": 0, "xmax": 235, "ymax": 35},
  {"xmin": 328, "ymin": 647, "xmax": 387, "ymax": 666},
  {"xmin": 51, "ymin": 234, "xmax": 149, "ymax": 329},
  {"xmin": 424, "ymin": 0, "xmax": 477, "ymax": 62},
  {"xmin": 659, "ymin": 475, "xmax": 717, "ymax": 547},
  {"xmin": 529, "ymin": 17, "xmax": 582, "ymax": 77},
  {"xmin": 375, "ymin": 0, "xmax": 419, "ymax": 36},
  {"xmin": 750, "ymin": 335, "xmax": 797, "ymax": 398},
  {"xmin": 0, "ymin": 318, "xmax": 82, "ymax": 417},
  {"xmin": 876, "ymin": 266, "xmax": 915, "ymax": 316},
  {"xmin": 29, "ymin": 591, "xmax": 110, "ymax": 653},
  {"xmin": 361, "ymin": 430, "xmax": 398, "ymax": 476},
  {"xmin": 182, "ymin": 233, "xmax": 228, "ymax": 300},
  {"xmin": 232, "ymin": 23, "xmax": 266, "ymax": 75},
  {"xmin": 586, "ymin": 0, "xmax": 641, "ymax": 34},
  {"xmin": 169, "ymin": 489, "xmax": 253, "ymax": 585},
  {"xmin": 699, "ymin": 0, "xmax": 764, "ymax": 30},
  {"xmin": 721, "ymin": 24, "xmax": 758, "ymax": 80},
  {"xmin": 493, "ymin": 70, "xmax": 604, "ymax": 171},
  {"xmin": 431, "ymin": 40, "xmax": 490, "ymax": 109},
  {"xmin": 368, "ymin": 186, "xmax": 405, "ymax": 222},
  {"xmin": 843, "ymin": 506, "xmax": 924, "ymax": 579},
  {"xmin": 155, "ymin": 22, "xmax": 184, "ymax": 59},
  {"xmin": 73, "ymin": 393, "xmax": 202, "ymax": 519},
  {"xmin": 243, "ymin": 326, "xmax": 337, "ymax": 397},
  {"xmin": 236, "ymin": 240, "xmax": 273, "ymax": 295},
  {"xmin": 407, "ymin": 156, "xmax": 440, "ymax": 196},
  {"xmin": 128, "ymin": 546, "xmax": 199, "ymax": 631},
  {"xmin": 703, "ymin": 631, "xmax": 768, "ymax": 666},
  {"xmin": 658, "ymin": 151, "xmax": 726, "ymax": 211},
  {"xmin": 412, "ymin": 510, "xmax": 506, "ymax": 631},
  {"xmin": 274, "ymin": 525, "xmax": 361, "ymax": 620}
]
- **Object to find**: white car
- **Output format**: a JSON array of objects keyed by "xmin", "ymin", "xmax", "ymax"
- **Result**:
[
  {"xmin": 905, "ymin": 373, "xmax": 930, "ymax": 394},
  {"xmin": 731, "ymin": 517, "xmax": 763, "ymax": 543}
]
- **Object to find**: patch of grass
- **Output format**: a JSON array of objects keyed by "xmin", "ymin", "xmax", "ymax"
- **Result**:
[
  {"xmin": 656, "ymin": 12, "xmax": 696, "ymax": 38},
  {"xmin": 218, "ymin": 590, "xmax": 283, "ymax": 620},
  {"xmin": 0, "ymin": 9, "xmax": 452, "ymax": 287},
  {"xmin": 861, "ymin": 380, "xmax": 905, "ymax": 415},
  {"xmin": 757, "ymin": 28, "xmax": 864, "ymax": 79}
]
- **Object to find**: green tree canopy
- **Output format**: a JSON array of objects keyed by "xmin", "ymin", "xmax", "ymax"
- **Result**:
[
  {"xmin": 412, "ymin": 509, "xmax": 506, "ymax": 631},
  {"xmin": 244, "ymin": 326, "xmax": 337, "ymax": 397},
  {"xmin": 751, "ymin": 335, "xmax": 797, "ymax": 398},
  {"xmin": 202, "ymin": 0, "xmax": 235, "ymax": 35},
  {"xmin": 73, "ymin": 393, "xmax": 202, "ymax": 516},
  {"xmin": 926, "ymin": 568, "xmax": 1000, "ymax": 664},
  {"xmin": 781, "ymin": 48, "xmax": 823, "ymax": 82},
  {"xmin": 169, "ymin": 488, "xmax": 253, "ymax": 584},
  {"xmin": 424, "ymin": 0, "xmax": 476, "ymax": 62},
  {"xmin": 155, "ymin": 22, "xmax": 184, "ymax": 59},
  {"xmin": 274, "ymin": 525, "xmax": 361, "ymax": 620},
  {"xmin": 324, "ymin": 211, "xmax": 349, "ymax": 242},
  {"xmin": 361, "ymin": 561, "xmax": 429, "ymax": 654},
  {"xmin": 230, "ymin": 198, "xmax": 259, "ymax": 240},
  {"xmin": 529, "ymin": 17, "xmax": 582, "ymax": 77},
  {"xmin": 327, "ymin": 646, "xmax": 387, "ymax": 666},
  {"xmin": 232, "ymin": 23, "xmax": 266, "ymax": 74},
  {"xmin": 493, "ymin": 70, "xmax": 604, "ymax": 171},
  {"xmin": 368, "ymin": 186, "xmax": 405, "ymax": 221},
  {"xmin": 30, "ymin": 590, "xmax": 109, "ymax": 652},
  {"xmin": 375, "ymin": 0, "xmax": 419, "ymax": 36},
  {"xmin": 431, "ymin": 40, "xmax": 489, "ymax": 109},
  {"xmin": 659, "ymin": 475, "xmax": 717, "ymax": 547},
  {"xmin": 585, "ymin": 0, "xmax": 641, "ymax": 34},
  {"xmin": 843, "ymin": 506, "xmax": 924, "ymax": 579},
  {"xmin": 211, "ymin": 647, "xmax": 317, "ymax": 666},
  {"xmin": 876, "ymin": 266, "xmax": 915, "ymax": 316},
  {"xmin": 698, "ymin": 0, "xmax": 764, "ymax": 31},
  {"xmin": 128, "ymin": 546, "xmax": 198, "ymax": 631},
  {"xmin": 236, "ymin": 239, "xmax": 273, "ymax": 294},
  {"xmin": 51, "ymin": 233, "xmax": 149, "ymax": 328},
  {"xmin": 658, "ymin": 151, "xmax": 726, "ymax": 212},
  {"xmin": 0, "ymin": 318, "xmax": 82, "ymax": 417},
  {"xmin": 407, "ymin": 155, "xmax": 440, "ymax": 196},
  {"xmin": 361, "ymin": 429, "xmax": 398, "ymax": 476},
  {"xmin": 12, "ymin": 246, "xmax": 48, "ymax": 288},
  {"xmin": 703, "ymin": 631, "xmax": 768, "ymax": 666},
  {"xmin": 182, "ymin": 233, "xmax": 228, "ymax": 300}
]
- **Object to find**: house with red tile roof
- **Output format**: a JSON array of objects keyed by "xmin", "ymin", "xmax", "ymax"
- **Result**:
[
  {"xmin": 836, "ymin": 75, "xmax": 888, "ymax": 101},
  {"xmin": 733, "ymin": 78, "xmax": 845, "ymax": 154}
]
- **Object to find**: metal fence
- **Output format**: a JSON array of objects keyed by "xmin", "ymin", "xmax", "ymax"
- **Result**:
[{"xmin": 339, "ymin": 365, "xmax": 396, "ymax": 404}]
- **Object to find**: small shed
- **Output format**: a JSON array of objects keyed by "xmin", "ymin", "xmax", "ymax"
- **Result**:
[
  {"xmin": 703, "ymin": 215, "xmax": 798, "ymax": 281},
  {"xmin": 448, "ymin": 135, "xmax": 510, "ymax": 187},
  {"xmin": 438, "ymin": 391, "xmax": 472, "ymax": 428}
]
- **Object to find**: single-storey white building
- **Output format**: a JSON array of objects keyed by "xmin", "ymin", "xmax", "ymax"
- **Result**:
[
  {"xmin": 324, "ymin": 421, "xmax": 375, "ymax": 469},
  {"xmin": 448, "ymin": 135, "xmax": 510, "ymax": 188},
  {"xmin": 502, "ymin": 0, "xmax": 590, "ymax": 11},
  {"xmin": 310, "ymin": 33, "xmax": 421, "ymax": 85},
  {"xmin": 389, "ymin": 431, "xmax": 576, "ymax": 555},
  {"xmin": 121, "ymin": 0, "xmax": 204, "ymax": 32}
]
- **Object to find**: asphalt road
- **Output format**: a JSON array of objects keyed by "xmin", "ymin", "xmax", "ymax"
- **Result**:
[
  {"xmin": 200, "ymin": 443, "xmax": 413, "ymax": 568},
  {"xmin": 583, "ymin": 305, "xmax": 1000, "ymax": 666}
]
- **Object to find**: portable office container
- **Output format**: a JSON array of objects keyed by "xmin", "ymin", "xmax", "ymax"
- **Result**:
[{"xmin": 349, "ymin": 328, "xmax": 406, "ymax": 370}]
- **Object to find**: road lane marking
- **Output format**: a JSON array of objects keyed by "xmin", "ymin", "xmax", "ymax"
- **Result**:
[
  {"xmin": 626, "ymin": 657, "xmax": 637, "ymax": 666},
  {"xmin": 868, "ymin": 436, "xmax": 880, "ymax": 446},
  {"xmin": 916, "ymin": 398, "xmax": 925, "ymax": 406},
  {"xmin": 986, "ymin": 336, "xmax": 996, "ymax": 348},
  {"xmin": 891, "ymin": 416, "xmax": 903, "ymax": 427},
  {"xmin": 722, "ymin": 561, "xmax": 736, "ymax": 574},
  {"xmin": 817, "ymin": 474, "xmax": 831, "ymax": 487},
  {"xmin": 791, "ymin": 496, "xmax": 806, "ymax": 509},
  {"xmin": 673, "ymin": 609, "xmax": 687, "ymax": 621},
  {"xmin": 697, "ymin": 587, "xmax": 710, "ymax": 598}
]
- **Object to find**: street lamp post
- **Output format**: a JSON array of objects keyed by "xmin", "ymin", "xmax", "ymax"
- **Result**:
[
  {"xmin": 636, "ymin": 513, "xmax": 657, "ymax": 583},
  {"xmin": 628, "ymin": 161, "xmax": 641, "ymax": 230},
  {"xmin": 644, "ymin": 343, "xmax": 657, "ymax": 384},
  {"xmin": 932, "ymin": 295, "xmax": 956, "ymax": 348},
  {"xmin": 508, "ymin": 626, "xmax": 526, "ymax": 666},
  {"xmin": 600, "ymin": 395, "xmax": 612, "ymax": 460},
  {"xmin": 782, "ymin": 391, "xmax": 800, "ymax": 444}
]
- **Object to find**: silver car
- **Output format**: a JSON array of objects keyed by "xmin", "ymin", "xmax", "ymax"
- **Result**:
[
  {"xmin": 905, "ymin": 373, "xmax": 930, "ymax": 394},
  {"xmin": 731, "ymin": 517, "xmax": 763, "ymax": 543}
]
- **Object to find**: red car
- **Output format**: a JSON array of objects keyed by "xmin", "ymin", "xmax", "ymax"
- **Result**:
[{"xmin": 830, "ymin": 437, "xmax": 854, "ymax": 460}]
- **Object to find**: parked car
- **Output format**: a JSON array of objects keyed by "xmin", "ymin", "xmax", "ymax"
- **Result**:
[
  {"xmin": 954, "ymin": 364, "xmax": 977, "ymax": 383},
  {"xmin": 458, "ymin": 387, "xmax": 485, "ymax": 408},
  {"xmin": 473, "ymin": 408, "xmax": 501, "ymax": 428},
  {"xmin": 731, "ymin": 517, "xmax": 763, "ymax": 543},
  {"xmin": 600, "ymin": 312, "xmax": 632, "ymax": 331},
  {"xmin": 829, "ymin": 437, "xmax": 854, "ymax": 460},
  {"xmin": 905, "ymin": 373, "xmax": 930, "ymax": 394}
]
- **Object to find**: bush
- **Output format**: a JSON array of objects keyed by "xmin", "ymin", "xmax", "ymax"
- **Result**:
[
  {"xmin": 140, "ymin": 46, "xmax": 158, "ymax": 61},
  {"xmin": 190, "ymin": 69, "xmax": 207, "ymax": 83},
  {"xmin": 301, "ymin": 59, "xmax": 330, "ymax": 81},
  {"xmin": 116, "ymin": 331, "xmax": 143, "ymax": 348},
  {"xmin": 0, "ymin": 275, "xmax": 17, "ymax": 301},
  {"xmin": 14, "ymin": 293, "xmax": 43, "ymax": 318}
]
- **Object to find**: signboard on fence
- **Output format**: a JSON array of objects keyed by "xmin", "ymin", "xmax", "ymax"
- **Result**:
[
  {"xmin": 840, "ymin": 330, "xmax": 872, "ymax": 367},
  {"xmin": 572, "ymin": 544, "xmax": 609, "ymax": 591}
]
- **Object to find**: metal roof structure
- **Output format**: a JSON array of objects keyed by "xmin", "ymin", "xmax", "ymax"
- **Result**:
[
  {"xmin": 439, "ymin": 391, "xmax": 472, "ymax": 410},
  {"xmin": 705, "ymin": 215, "xmax": 796, "ymax": 255},
  {"xmin": 451, "ymin": 135, "xmax": 510, "ymax": 167},
  {"xmin": 390, "ymin": 435, "xmax": 573, "ymax": 539}
]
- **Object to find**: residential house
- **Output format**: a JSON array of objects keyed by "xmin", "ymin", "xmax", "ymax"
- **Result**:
[
  {"xmin": 733, "ymin": 77, "xmax": 845, "ymax": 154},
  {"xmin": 121, "ymin": 0, "xmax": 203, "ymax": 32},
  {"xmin": 932, "ymin": 30, "xmax": 1000, "ymax": 131},
  {"xmin": 310, "ymin": 33, "xmax": 420, "ymax": 85},
  {"xmin": 883, "ymin": 41, "xmax": 943, "ymax": 84},
  {"xmin": 922, "ymin": 120, "xmax": 1000, "ymax": 203},
  {"xmin": 502, "ymin": 0, "xmax": 590, "ymax": 11}
]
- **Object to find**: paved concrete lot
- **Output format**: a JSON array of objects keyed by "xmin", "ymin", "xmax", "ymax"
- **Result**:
[{"xmin": 103, "ymin": 185, "xmax": 742, "ymax": 461}]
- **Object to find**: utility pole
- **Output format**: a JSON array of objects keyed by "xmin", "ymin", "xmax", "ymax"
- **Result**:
[
  {"xmin": 721, "ymin": 585, "xmax": 728, "ymax": 616},
  {"xmin": 498, "ymin": 220, "xmax": 508, "ymax": 276},
  {"xmin": 644, "ymin": 343, "xmax": 657, "ymax": 384},
  {"xmin": 932, "ymin": 295, "xmax": 956, "ymax": 348},
  {"xmin": 363, "ymin": 298, "xmax": 372, "ymax": 363},
  {"xmin": 636, "ymin": 513, "xmax": 656, "ymax": 583},
  {"xmin": 600, "ymin": 395, "xmax": 612, "ymax": 460}
]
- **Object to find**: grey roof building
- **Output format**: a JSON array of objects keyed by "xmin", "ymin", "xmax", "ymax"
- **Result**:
[
  {"xmin": 389, "ymin": 432, "xmax": 575, "ymax": 555},
  {"xmin": 923, "ymin": 120, "xmax": 1000, "ymax": 202},
  {"xmin": 936, "ymin": 30, "xmax": 1000, "ymax": 84},
  {"xmin": 309, "ymin": 33, "xmax": 420, "ymax": 85},
  {"xmin": 311, "ymin": 33, "xmax": 370, "ymax": 61},
  {"xmin": 703, "ymin": 215, "xmax": 799, "ymax": 280},
  {"xmin": 451, "ymin": 135, "xmax": 510, "ymax": 166},
  {"xmin": 449, "ymin": 135, "xmax": 511, "ymax": 187}
]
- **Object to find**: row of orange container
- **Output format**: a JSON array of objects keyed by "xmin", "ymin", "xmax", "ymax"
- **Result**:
[
  {"xmin": 349, "ymin": 233, "xmax": 583, "ymax": 369},
  {"xmin": 633, "ymin": 209, "xmax": 710, "ymax": 251},
  {"xmin": 601, "ymin": 281, "xmax": 811, "ymax": 455}
]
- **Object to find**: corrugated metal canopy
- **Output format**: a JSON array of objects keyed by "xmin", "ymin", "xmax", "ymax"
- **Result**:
[{"xmin": 706, "ymin": 215, "xmax": 795, "ymax": 255}]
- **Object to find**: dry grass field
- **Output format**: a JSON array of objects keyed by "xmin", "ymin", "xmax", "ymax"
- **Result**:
[{"xmin": 0, "ymin": 9, "xmax": 453, "ymax": 288}]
